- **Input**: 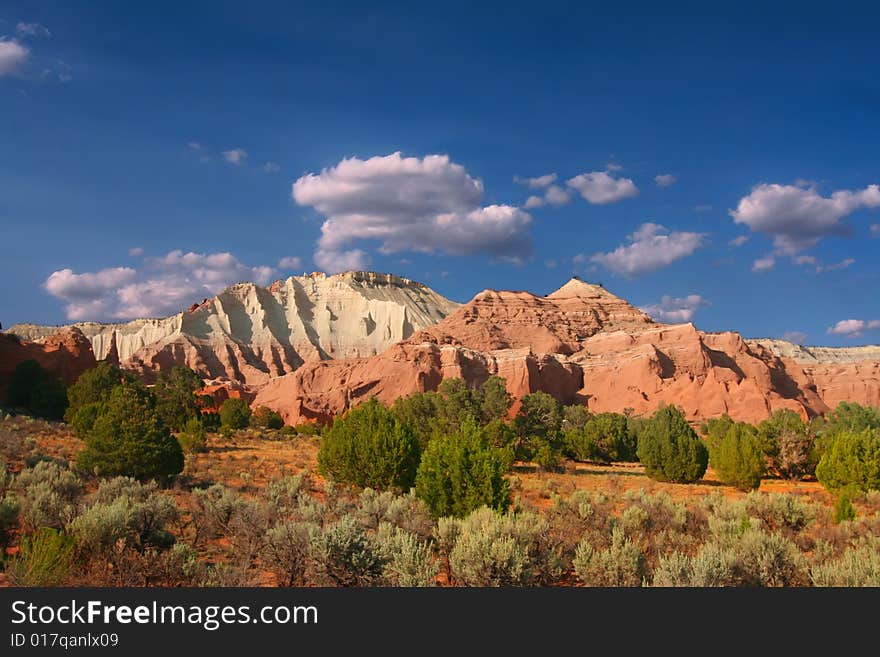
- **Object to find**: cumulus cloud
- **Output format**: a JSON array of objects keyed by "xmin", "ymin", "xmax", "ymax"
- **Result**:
[
  {"xmin": 782, "ymin": 331, "xmax": 808, "ymax": 345},
  {"xmin": 278, "ymin": 256, "xmax": 303, "ymax": 269},
  {"xmin": 514, "ymin": 173, "xmax": 557, "ymax": 189},
  {"xmin": 730, "ymin": 182, "xmax": 880, "ymax": 253},
  {"xmin": 729, "ymin": 235, "xmax": 750, "ymax": 247},
  {"xmin": 523, "ymin": 184, "xmax": 571, "ymax": 208},
  {"xmin": 654, "ymin": 174, "xmax": 677, "ymax": 188},
  {"xmin": 0, "ymin": 38, "xmax": 29, "ymax": 75},
  {"xmin": 222, "ymin": 148, "xmax": 248, "ymax": 165},
  {"xmin": 15, "ymin": 22, "xmax": 50, "ymax": 37},
  {"xmin": 752, "ymin": 255, "xmax": 776, "ymax": 272},
  {"xmin": 639, "ymin": 294, "xmax": 709, "ymax": 323},
  {"xmin": 292, "ymin": 152, "xmax": 533, "ymax": 273},
  {"xmin": 827, "ymin": 319, "xmax": 880, "ymax": 338},
  {"xmin": 590, "ymin": 222, "xmax": 706, "ymax": 276},
  {"xmin": 566, "ymin": 170, "xmax": 639, "ymax": 204},
  {"xmin": 44, "ymin": 250, "xmax": 275, "ymax": 321}
]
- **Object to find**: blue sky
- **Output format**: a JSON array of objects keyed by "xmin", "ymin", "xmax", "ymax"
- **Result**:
[{"xmin": 1, "ymin": 1, "xmax": 878, "ymax": 345}]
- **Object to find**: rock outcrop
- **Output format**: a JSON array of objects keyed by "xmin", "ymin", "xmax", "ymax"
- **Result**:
[
  {"xmin": 0, "ymin": 328, "xmax": 97, "ymax": 402},
  {"xmin": 253, "ymin": 278, "xmax": 880, "ymax": 425},
  {"xmin": 9, "ymin": 272, "xmax": 459, "ymax": 385}
]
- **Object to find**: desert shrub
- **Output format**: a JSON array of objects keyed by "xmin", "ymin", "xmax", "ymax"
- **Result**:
[
  {"xmin": 354, "ymin": 489, "xmax": 434, "ymax": 539},
  {"xmin": 7, "ymin": 527, "xmax": 75, "ymax": 586},
  {"xmin": 513, "ymin": 391, "xmax": 565, "ymax": 470},
  {"xmin": 816, "ymin": 429, "xmax": 880, "ymax": 493},
  {"xmin": 263, "ymin": 472, "xmax": 312, "ymax": 517},
  {"xmin": 8, "ymin": 360, "xmax": 68, "ymax": 420},
  {"xmin": 318, "ymin": 398, "xmax": 420, "ymax": 491},
  {"xmin": 192, "ymin": 484, "xmax": 247, "ymax": 540},
  {"xmin": 376, "ymin": 522, "xmax": 439, "ymax": 586},
  {"xmin": 13, "ymin": 461, "xmax": 82, "ymax": 531},
  {"xmin": 637, "ymin": 405, "xmax": 708, "ymax": 483},
  {"xmin": 263, "ymin": 520, "xmax": 319, "ymax": 586},
  {"xmin": 250, "ymin": 405, "xmax": 284, "ymax": 430},
  {"xmin": 756, "ymin": 409, "xmax": 806, "ymax": 460},
  {"xmin": 69, "ymin": 478, "xmax": 178, "ymax": 552},
  {"xmin": 153, "ymin": 366, "xmax": 205, "ymax": 432},
  {"xmin": 415, "ymin": 419, "xmax": 510, "ymax": 518},
  {"xmin": 618, "ymin": 490, "xmax": 688, "ymax": 538},
  {"xmin": 566, "ymin": 413, "xmax": 635, "ymax": 463},
  {"xmin": 653, "ymin": 527, "xmax": 806, "ymax": 587},
  {"xmin": 310, "ymin": 515, "xmax": 386, "ymax": 586},
  {"xmin": 546, "ymin": 491, "xmax": 615, "ymax": 562},
  {"xmin": 709, "ymin": 422, "xmax": 766, "ymax": 491},
  {"xmin": 834, "ymin": 493, "xmax": 856, "ymax": 524},
  {"xmin": 445, "ymin": 507, "xmax": 554, "ymax": 586},
  {"xmin": 178, "ymin": 416, "xmax": 207, "ymax": 454},
  {"xmin": 811, "ymin": 544, "xmax": 880, "ymax": 586},
  {"xmin": 219, "ymin": 397, "xmax": 251, "ymax": 429},
  {"xmin": 742, "ymin": 492, "xmax": 813, "ymax": 534},
  {"xmin": 0, "ymin": 493, "xmax": 19, "ymax": 546},
  {"xmin": 573, "ymin": 527, "xmax": 647, "ymax": 586},
  {"xmin": 226, "ymin": 499, "xmax": 271, "ymax": 566},
  {"xmin": 76, "ymin": 383, "xmax": 183, "ymax": 479},
  {"xmin": 774, "ymin": 429, "xmax": 817, "ymax": 480}
]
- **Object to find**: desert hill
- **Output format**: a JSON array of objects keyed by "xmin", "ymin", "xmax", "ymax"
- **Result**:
[
  {"xmin": 9, "ymin": 271, "xmax": 459, "ymax": 385},
  {"xmin": 5, "ymin": 273, "xmax": 879, "ymax": 424}
]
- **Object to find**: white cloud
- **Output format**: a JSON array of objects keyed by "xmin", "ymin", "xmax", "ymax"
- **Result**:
[
  {"xmin": 566, "ymin": 170, "xmax": 639, "ymax": 204},
  {"xmin": 187, "ymin": 141, "xmax": 203, "ymax": 151},
  {"xmin": 654, "ymin": 174, "xmax": 676, "ymax": 188},
  {"xmin": 827, "ymin": 319, "xmax": 880, "ymax": 338},
  {"xmin": 15, "ymin": 22, "xmax": 50, "ymax": 37},
  {"xmin": 545, "ymin": 259, "xmax": 558, "ymax": 269},
  {"xmin": 514, "ymin": 173, "xmax": 557, "ymax": 189},
  {"xmin": 0, "ymin": 38, "xmax": 29, "ymax": 76},
  {"xmin": 782, "ymin": 331, "xmax": 808, "ymax": 345},
  {"xmin": 730, "ymin": 182, "xmax": 880, "ymax": 253},
  {"xmin": 752, "ymin": 255, "xmax": 776, "ymax": 272},
  {"xmin": 590, "ymin": 222, "xmax": 705, "ymax": 276},
  {"xmin": 816, "ymin": 258, "xmax": 855, "ymax": 273},
  {"xmin": 292, "ymin": 152, "xmax": 532, "ymax": 273},
  {"xmin": 222, "ymin": 148, "xmax": 248, "ymax": 165},
  {"xmin": 128, "ymin": 247, "xmax": 144, "ymax": 257},
  {"xmin": 544, "ymin": 185, "xmax": 571, "ymax": 205},
  {"xmin": 729, "ymin": 235, "xmax": 750, "ymax": 247},
  {"xmin": 262, "ymin": 161, "xmax": 280, "ymax": 173},
  {"xmin": 605, "ymin": 163, "xmax": 624, "ymax": 171},
  {"xmin": 523, "ymin": 184, "xmax": 571, "ymax": 209},
  {"xmin": 639, "ymin": 294, "xmax": 709, "ymax": 323},
  {"xmin": 792, "ymin": 255, "xmax": 817, "ymax": 266},
  {"xmin": 871, "ymin": 223, "xmax": 880, "ymax": 237},
  {"xmin": 278, "ymin": 256, "xmax": 303, "ymax": 269},
  {"xmin": 45, "ymin": 250, "xmax": 275, "ymax": 321}
]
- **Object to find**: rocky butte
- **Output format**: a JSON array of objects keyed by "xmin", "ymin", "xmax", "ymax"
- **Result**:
[{"xmin": 5, "ymin": 272, "xmax": 880, "ymax": 425}]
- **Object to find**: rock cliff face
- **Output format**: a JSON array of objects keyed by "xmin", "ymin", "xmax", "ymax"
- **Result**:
[
  {"xmin": 0, "ymin": 328, "xmax": 97, "ymax": 402},
  {"xmin": 9, "ymin": 272, "xmax": 459, "ymax": 385},
  {"xmin": 253, "ymin": 278, "xmax": 880, "ymax": 425},
  {"xmin": 7, "ymin": 273, "xmax": 879, "ymax": 425}
]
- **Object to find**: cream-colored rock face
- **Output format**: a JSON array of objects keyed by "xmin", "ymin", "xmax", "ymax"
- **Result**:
[
  {"xmin": 747, "ymin": 339, "xmax": 880, "ymax": 364},
  {"xmin": 9, "ymin": 271, "xmax": 460, "ymax": 383}
]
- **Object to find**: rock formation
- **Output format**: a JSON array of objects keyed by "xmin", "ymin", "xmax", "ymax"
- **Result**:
[
  {"xmin": 0, "ymin": 328, "xmax": 97, "ymax": 402},
  {"xmin": 253, "ymin": 278, "xmax": 880, "ymax": 425},
  {"xmin": 9, "ymin": 272, "xmax": 459, "ymax": 386},
  {"xmin": 6, "ymin": 272, "xmax": 879, "ymax": 425}
]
